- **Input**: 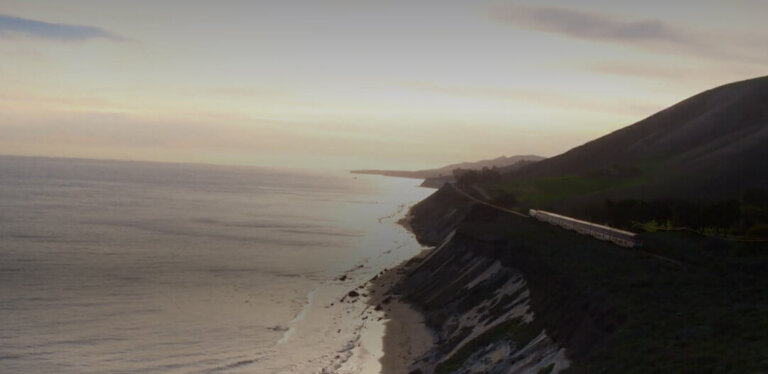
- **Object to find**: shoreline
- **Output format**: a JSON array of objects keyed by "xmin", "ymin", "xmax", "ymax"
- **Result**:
[
  {"xmin": 365, "ymin": 254, "xmax": 434, "ymax": 374},
  {"xmin": 330, "ymin": 202, "xmax": 435, "ymax": 374}
]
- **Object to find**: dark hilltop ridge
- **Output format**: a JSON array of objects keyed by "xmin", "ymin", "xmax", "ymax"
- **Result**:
[
  {"xmin": 507, "ymin": 76, "xmax": 768, "ymax": 202},
  {"xmin": 378, "ymin": 76, "xmax": 768, "ymax": 373}
]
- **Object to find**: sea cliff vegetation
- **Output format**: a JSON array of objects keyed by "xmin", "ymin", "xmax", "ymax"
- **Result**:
[
  {"xmin": 397, "ymin": 185, "xmax": 768, "ymax": 373},
  {"xmin": 386, "ymin": 77, "xmax": 768, "ymax": 373}
]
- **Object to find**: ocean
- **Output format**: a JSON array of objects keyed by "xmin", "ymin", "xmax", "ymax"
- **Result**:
[{"xmin": 0, "ymin": 156, "xmax": 433, "ymax": 373}]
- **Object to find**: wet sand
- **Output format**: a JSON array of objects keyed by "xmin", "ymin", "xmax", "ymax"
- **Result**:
[{"xmin": 366, "ymin": 259, "xmax": 433, "ymax": 374}]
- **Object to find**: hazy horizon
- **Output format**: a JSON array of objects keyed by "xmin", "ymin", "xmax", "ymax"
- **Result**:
[
  {"xmin": 1, "ymin": 1, "xmax": 767, "ymax": 170},
  {"xmin": 0, "ymin": 156, "xmax": 435, "ymax": 373},
  {"xmin": 3, "ymin": 4, "xmax": 768, "ymax": 372}
]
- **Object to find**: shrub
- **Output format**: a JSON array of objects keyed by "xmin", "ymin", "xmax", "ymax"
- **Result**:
[{"xmin": 746, "ymin": 224, "xmax": 768, "ymax": 239}]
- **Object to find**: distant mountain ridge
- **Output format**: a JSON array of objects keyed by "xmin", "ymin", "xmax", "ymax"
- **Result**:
[
  {"xmin": 352, "ymin": 155, "xmax": 545, "ymax": 179},
  {"xmin": 507, "ymin": 76, "xmax": 768, "ymax": 200}
]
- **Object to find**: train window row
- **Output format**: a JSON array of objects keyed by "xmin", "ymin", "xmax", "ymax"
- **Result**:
[{"xmin": 529, "ymin": 209, "xmax": 642, "ymax": 248}]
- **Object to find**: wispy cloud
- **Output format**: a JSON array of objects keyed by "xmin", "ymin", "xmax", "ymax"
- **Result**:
[
  {"xmin": 0, "ymin": 14, "xmax": 121, "ymax": 41},
  {"xmin": 489, "ymin": 5, "xmax": 766, "ymax": 64},
  {"xmin": 490, "ymin": 5, "xmax": 697, "ymax": 45}
]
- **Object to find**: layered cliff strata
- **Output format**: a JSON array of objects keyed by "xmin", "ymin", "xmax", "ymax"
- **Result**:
[
  {"xmin": 391, "ymin": 231, "xmax": 570, "ymax": 374},
  {"xmin": 386, "ymin": 185, "xmax": 571, "ymax": 374}
]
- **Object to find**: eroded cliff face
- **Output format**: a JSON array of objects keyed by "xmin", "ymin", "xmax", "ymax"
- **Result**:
[
  {"xmin": 404, "ymin": 184, "xmax": 474, "ymax": 246},
  {"xmin": 393, "ymin": 186, "xmax": 570, "ymax": 374},
  {"xmin": 394, "ymin": 179, "xmax": 768, "ymax": 373}
]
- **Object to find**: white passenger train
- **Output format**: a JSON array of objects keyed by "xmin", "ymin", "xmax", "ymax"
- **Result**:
[{"xmin": 529, "ymin": 209, "xmax": 643, "ymax": 248}]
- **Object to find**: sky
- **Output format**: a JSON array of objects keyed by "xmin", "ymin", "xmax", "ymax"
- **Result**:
[{"xmin": 1, "ymin": 0, "xmax": 766, "ymax": 171}]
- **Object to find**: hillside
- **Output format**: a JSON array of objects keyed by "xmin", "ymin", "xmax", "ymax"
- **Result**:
[
  {"xmin": 351, "ymin": 155, "xmax": 544, "ymax": 179},
  {"xmin": 375, "ymin": 76, "xmax": 768, "ymax": 374},
  {"xmin": 490, "ymin": 76, "xmax": 768, "ymax": 206},
  {"xmin": 395, "ymin": 184, "xmax": 768, "ymax": 373}
]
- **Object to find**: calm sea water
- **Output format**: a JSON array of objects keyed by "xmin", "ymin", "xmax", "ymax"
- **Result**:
[{"xmin": 0, "ymin": 156, "xmax": 432, "ymax": 374}]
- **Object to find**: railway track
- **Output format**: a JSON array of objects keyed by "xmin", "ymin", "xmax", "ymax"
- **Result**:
[{"xmin": 446, "ymin": 183, "xmax": 683, "ymax": 266}]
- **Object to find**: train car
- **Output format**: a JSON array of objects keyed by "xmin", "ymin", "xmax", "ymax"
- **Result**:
[{"xmin": 529, "ymin": 209, "xmax": 642, "ymax": 248}]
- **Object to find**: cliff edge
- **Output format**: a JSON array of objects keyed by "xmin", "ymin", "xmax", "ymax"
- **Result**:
[{"xmin": 386, "ymin": 183, "xmax": 768, "ymax": 373}]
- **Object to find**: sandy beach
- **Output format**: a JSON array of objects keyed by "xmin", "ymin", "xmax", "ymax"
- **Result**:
[{"xmin": 364, "ymin": 258, "xmax": 434, "ymax": 374}]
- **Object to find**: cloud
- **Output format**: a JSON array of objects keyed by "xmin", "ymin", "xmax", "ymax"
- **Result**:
[
  {"xmin": 489, "ymin": 5, "xmax": 767, "ymax": 64},
  {"xmin": 0, "ymin": 13, "xmax": 121, "ymax": 41},
  {"xmin": 490, "ymin": 5, "xmax": 697, "ymax": 44}
]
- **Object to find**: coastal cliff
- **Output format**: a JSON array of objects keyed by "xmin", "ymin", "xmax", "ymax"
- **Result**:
[
  {"xmin": 385, "ymin": 185, "xmax": 574, "ymax": 373},
  {"xmin": 391, "ymin": 232, "xmax": 570, "ymax": 374},
  {"xmin": 380, "ymin": 183, "xmax": 768, "ymax": 373}
]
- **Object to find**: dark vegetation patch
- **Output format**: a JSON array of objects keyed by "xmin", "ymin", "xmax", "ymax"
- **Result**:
[
  {"xmin": 452, "ymin": 204, "xmax": 768, "ymax": 373},
  {"xmin": 581, "ymin": 188, "xmax": 768, "ymax": 238},
  {"xmin": 500, "ymin": 175, "xmax": 615, "ymax": 206},
  {"xmin": 537, "ymin": 363, "xmax": 555, "ymax": 374},
  {"xmin": 404, "ymin": 77, "xmax": 768, "ymax": 372}
]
